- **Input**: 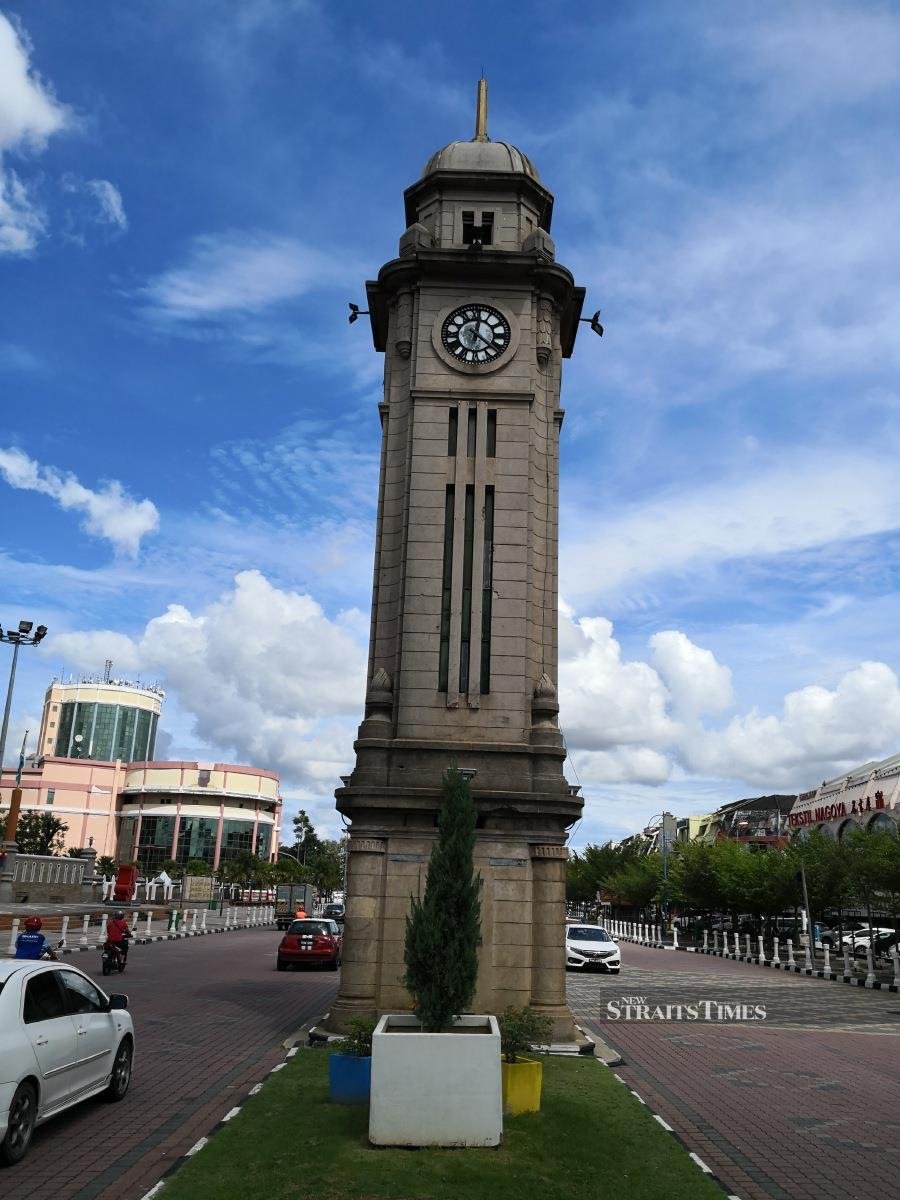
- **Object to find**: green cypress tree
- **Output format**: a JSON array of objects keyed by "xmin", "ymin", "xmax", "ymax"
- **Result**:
[{"xmin": 403, "ymin": 767, "xmax": 482, "ymax": 1031}]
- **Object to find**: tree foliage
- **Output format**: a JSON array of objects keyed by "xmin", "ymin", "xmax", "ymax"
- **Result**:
[
  {"xmin": 403, "ymin": 768, "xmax": 482, "ymax": 1031},
  {"xmin": 12, "ymin": 811, "xmax": 69, "ymax": 856}
]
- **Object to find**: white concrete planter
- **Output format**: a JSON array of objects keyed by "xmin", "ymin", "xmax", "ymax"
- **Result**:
[{"xmin": 369, "ymin": 1013, "xmax": 502, "ymax": 1147}]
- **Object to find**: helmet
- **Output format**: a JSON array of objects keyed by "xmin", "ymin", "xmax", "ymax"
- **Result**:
[
  {"xmin": 115, "ymin": 910, "xmax": 125, "ymax": 920},
  {"xmin": 24, "ymin": 916, "xmax": 42, "ymax": 931}
]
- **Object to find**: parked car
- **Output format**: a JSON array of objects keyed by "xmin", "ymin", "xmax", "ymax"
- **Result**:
[
  {"xmin": 565, "ymin": 925, "xmax": 621, "ymax": 973},
  {"xmin": 322, "ymin": 903, "xmax": 345, "ymax": 921},
  {"xmin": 861, "ymin": 930, "xmax": 900, "ymax": 959},
  {"xmin": 840, "ymin": 927, "xmax": 895, "ymax": 952},
  {"xmin": 276, "ymin": 919, "xmax": 342, "ymax": 971},
  {"xmin": 817, "ymin": 921, "xmax": 868, "ymax": 948},
  {"xmin": 0, "ymin": 960, "xmax": 133, "ymax": 1166}
]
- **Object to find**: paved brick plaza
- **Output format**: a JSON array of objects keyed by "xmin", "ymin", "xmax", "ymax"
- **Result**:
[
  {"xmin": 3, "ymin": 928, "xmax": 340, "ymax": 1200},
  {"xmin": 568, "ymin": 942, "xmax": 900, "ymax": 1200}
]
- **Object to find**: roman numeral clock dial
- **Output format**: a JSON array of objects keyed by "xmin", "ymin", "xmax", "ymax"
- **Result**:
[{"xmin": 441, "ymin": 304, "xmax": 511, "ymax": 365}]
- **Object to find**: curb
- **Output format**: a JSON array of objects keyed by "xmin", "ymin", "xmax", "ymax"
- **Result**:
[
  {"xmin": 616, "ymin": 937, "xmax": 899, "ymax": 993},
  {"xmin": 598, "ymin": 1058, "xmax": 742, "ymax": 1200},
  {"xmin": 138, "ymin": 1016, "xmax": 322, "ymax": 1200}
]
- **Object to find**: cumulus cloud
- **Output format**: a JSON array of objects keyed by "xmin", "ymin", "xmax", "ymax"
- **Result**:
[
  {"xmin": 0, "ymin": 12, "xmax": 70, "ymax": 254},
  {"xmin": 0, "ymin": 447, "xmax": 159, "ymax": 556},
  {"xmin": 52, "ymin": 571, "xmax": 367, "ymax": 789},
  {"xmin": 558, "ymin": 609, "xmax": 900, "ymax": 794}
]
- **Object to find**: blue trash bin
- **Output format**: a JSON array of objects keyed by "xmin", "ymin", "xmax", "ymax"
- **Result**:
[{"xmin": 328, "ymin": 1052, "xmax": 372, "ymax": 1105}]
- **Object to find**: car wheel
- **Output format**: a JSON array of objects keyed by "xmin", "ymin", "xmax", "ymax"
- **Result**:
[
  {"xmin": 277, "ymin": 959, "xmax": 288, "ymax": 971},
  {"xmin": 105, "ymin": 1039, "xmax": 133, "ymax": 1103},
  {"xmin": 0, "ymin": 1081, "xmax": 37, "ymax": 1166}
]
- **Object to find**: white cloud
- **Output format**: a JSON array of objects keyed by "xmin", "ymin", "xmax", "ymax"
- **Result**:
[
  {"xmin": 0, "ymin": 14, "xmax": 69, "ymax": 151},
  {"xmin": 558, "ymin": 609, "xmax": 900, "ymax": 795},
  {"xmin": 140, "ymin": 231, "xmax": 343, "ymax": 321},
  {"xmin": 52, "ymin": 571, "xmax": 366, "ymax": 789},
  {"xmin": 562, "ymin": 452, "xmax": 900, "ymax": 603},
  {"xmin": 0, "ymin": 447, "xmax": 159, "ymax": 556},
  {"xmin": 0, "ymin": 12, "xmax": 70, "ymax": 255}
]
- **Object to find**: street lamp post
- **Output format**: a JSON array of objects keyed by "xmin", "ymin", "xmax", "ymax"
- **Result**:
[
  {"xmin": 644, "ymin": 811, "xmax": 674, "ymax": 934},
  {"xmin": 1, "ymin": 620, "xmax": 48, "ymax": 847}
]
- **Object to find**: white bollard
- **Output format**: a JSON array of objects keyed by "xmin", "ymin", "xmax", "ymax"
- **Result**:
[
  {"xmin": 758, "ymin": 935, "xmax": 766, "ymax": 964},
  {"xmin": 713, "ymin": 930, "xmax": 719, "ymax": 953},
  {"xmin": 772, "ymin": 936, "xmax": 780, "ymax": 966},
  {"xmin": 787, "ymin": 938, "xmax": 796, "ymax": 969},
  {"xmin": 843, "ymin": 946, "xmax": 852, "ymax": 979},
  {"xmin": 191, "ymin": 909, "xmax": 199, "ymax": 933},
  {"xmin": 97, "ymin": 912, "xmax": 108, "ymax": 945},
  {"xmin": 653, "ymin": 924, "xmax": 660, "ymax": 945},
  {"xmin": 60, "ymin": 915, "xmax": 70, "ymax": 948},
  {"xmin": 890, "ymin": 945, "xmax": 900, "ymax": 990},
  {"xmin": 245, "ymin": 908, "xmax": 251, "ymax": 929},
  {"xmin": 702, "ymin": 930, "xmax": 709, "ymax": 952},
  {"xmin": 823, "ymin": 944, "xmax": 832, "ymax": 977},
  {"xmin": 80, "ymin": 914, "xmax": 90, "ymax": 945},
  {"xmin": 745, "ymin": 933, "xmax": 752, "ymax": 959},
  {"xmin": 8, "ymin": 919, "xmax": 20, "ymax": 954},
  {"xmin": 145, "ymin": 911, "xmax": 153, "ymax": 937},
  {"xmin": 131, "ymin": 911, "xmax": 140, "ymax": 934},
  {"xmin": 672, "ymin": 926, "xmax": 679, "ymax": 950},
  {"xmin": 865, "ymin": 946, "xmax": 876, "ymax": 987},
  {"xmin": 804, "ymin": 941, "xmax": 813, "ymax": 972},
  {"xmin": 201, "ymin": 909, "xmax": 208, "ymax": 931}
]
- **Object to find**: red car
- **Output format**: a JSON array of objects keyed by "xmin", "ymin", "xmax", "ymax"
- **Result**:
[{"xmin": 277, "ymin": 919, "xmax": 342, "ymax": 971}]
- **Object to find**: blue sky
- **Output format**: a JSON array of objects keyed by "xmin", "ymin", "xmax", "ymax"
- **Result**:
[{"xmin": 2, "ymin": 1, "xmax": 900, "ymax": 846}]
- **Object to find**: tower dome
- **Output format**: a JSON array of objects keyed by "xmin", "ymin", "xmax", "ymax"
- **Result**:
[{"xmin": 422, "ymin": 139, "xmax": 541, "ymax": 181}]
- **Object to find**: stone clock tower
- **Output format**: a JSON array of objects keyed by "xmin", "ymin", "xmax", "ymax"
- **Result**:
[{"xmin": 328, "ymin": 83, "xmax": 586, "ymax": 1039}]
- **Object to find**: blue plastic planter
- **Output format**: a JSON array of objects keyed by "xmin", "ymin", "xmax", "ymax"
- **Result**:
[{"xmin": 328, "ymin": 1052, "xmax": 371, "ymax": 1104}]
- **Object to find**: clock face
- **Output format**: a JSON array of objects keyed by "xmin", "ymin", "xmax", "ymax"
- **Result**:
[{"xmin": 441, "ymin": 304, "xmax": 511, "ymax": 366}]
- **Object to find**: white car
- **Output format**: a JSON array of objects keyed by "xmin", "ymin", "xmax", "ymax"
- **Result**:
[
  {"xmin": 566, "ymin": 925, "xmax": 621, "ymax": 973},
  {"xmin": 0, "ymin": 960, "xmax": 134, "ymax": 1166},
  {"xmin": 838, "ymin": 927, "xmax": 894, "ymax": 951}
]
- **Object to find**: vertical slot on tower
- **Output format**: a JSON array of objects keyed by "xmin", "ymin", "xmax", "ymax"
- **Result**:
[
  {"xmin": 438, "ymin": 485, "xmax": 455, "ymax": 692},
  {"xmin": 486, "ymin": 410, "xmax": 497, "ymax": 457},
  {"xmin": 480, "ymin": 486, "xmax": 494, "ymax": 694},
  {"xmin": 467, "ymin": 407, "xmax": 477, "ymax": 457},
  {"xmin": 448, "ymin": 408, "xmax": 458, "ymax": 456},
  {"xmin": 458, "ymin": 484, "xmax": 475, "ymax": 694}
]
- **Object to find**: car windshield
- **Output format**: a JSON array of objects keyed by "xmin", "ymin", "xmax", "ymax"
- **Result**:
[
  {"xmin": 568, "ymin": 927, "xmax": 611, "ymax": 942},
  {"xmin": 288, "ymin": 921, "xmax": 330, "ymax": 935}
]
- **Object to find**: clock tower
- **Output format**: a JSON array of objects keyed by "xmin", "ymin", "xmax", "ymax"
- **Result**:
[{"xmin": 329, "ymin": 82, "xmax": 587, "ymax": 1040}]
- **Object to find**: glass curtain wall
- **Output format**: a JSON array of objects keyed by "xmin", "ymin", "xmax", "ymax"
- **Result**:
[{"xmin": 53, "ymin": 701, "xmax": 159, "ymax": 761}]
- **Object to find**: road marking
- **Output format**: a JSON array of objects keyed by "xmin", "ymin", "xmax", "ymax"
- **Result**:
[
  {"xmin": 222, "ymin": 1107, "xmax": 242, "ymax": 1122},
  {"xmin": 186, "ymin": 1137, "xmax": 208, "ymax": 1156},
  {"xmin": 139, "ymin": 1184, "xmax": 166, "ymax": 1200},
  {"xmin": 653, "ymin": 1114, "xmax": 673, "ymax": 1131},
  {"xmin": 287, "ymin": 1046, "xmax": 299, "ymax": 1058},
  {"xmin": 249, "ymin": 1082, "xmax": 264, "ymax": 1095},
  {"xmin": 629, "ymin": 1089, "xmax": 646, "ymax": 1105},
  {"xmin": 270, "ymin": 1062, "xmax": 286, "ymax": 1073},
  {"xmin": 689, "ymin": 1152, "xmax": 713, "ymax": 1174}
]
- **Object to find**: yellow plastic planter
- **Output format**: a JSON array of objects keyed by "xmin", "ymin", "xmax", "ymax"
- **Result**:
[{"xmin": 501, "ymin": 1056, "xmax": 543, "ymax": 1115}]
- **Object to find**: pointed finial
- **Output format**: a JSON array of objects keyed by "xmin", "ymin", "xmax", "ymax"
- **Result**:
[{"xmin": 474, "ymin": 76, "xmax": 488, "ymax": 142}]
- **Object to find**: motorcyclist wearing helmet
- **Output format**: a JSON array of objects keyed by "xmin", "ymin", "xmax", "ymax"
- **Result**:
[
  {"xmin": 15, "ymin": 916, "xmax": 58, "ymax": 960},
  {"xmin": 105, "ymin": 909, "xmax": 131, "ymax": 963}
]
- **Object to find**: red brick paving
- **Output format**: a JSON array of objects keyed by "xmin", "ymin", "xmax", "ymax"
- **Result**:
[
  {"xmin": 570, "ymin": 942, "xmax": 900, "ymax": 1200},
  {"xmin": 3, "ymin": 928, "xmax": 339, "ymax": 1200}
]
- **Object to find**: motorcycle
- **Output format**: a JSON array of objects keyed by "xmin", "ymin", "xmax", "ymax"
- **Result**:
[{"xmin": 101, "ymin": 936, "xmax": 130, "ymax": 976}]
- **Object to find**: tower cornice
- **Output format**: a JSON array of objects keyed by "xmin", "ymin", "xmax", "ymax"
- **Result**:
[{"xmin": 366, "ymin": 252, "xmax": 585, "ymax": 356}]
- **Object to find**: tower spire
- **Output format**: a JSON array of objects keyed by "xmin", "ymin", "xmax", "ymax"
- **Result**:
[{"xmin": 474, "ymin": 76, "xmax": 488, "ymax": 142}]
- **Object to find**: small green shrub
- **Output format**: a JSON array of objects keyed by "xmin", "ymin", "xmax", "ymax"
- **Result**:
[
  {"xmin": 336, "ymin": 1017, "xmax": 377, "ymax": 1058},
  {"xmin": 497, "ymin": 1006, "xmax": 553, "ymax": 1064}
]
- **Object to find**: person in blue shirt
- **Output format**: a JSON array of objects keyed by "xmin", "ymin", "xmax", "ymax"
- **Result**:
[{"xmin": 14, "ymin": 916, "xmax": 58, "ymax": 960}]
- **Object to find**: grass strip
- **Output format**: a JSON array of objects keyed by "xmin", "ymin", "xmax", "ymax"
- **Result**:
[{"xmin": 160, "ymin": 1049, "xmax": 723, "ymax": 1200}]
